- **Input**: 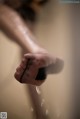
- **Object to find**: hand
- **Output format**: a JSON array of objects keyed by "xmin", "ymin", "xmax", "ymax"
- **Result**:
[{"xmin": 14, "ymin": 52, "xmax": 64, "ymax": 86}]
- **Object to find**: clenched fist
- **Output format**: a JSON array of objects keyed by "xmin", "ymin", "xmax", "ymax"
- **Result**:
[{"xmin": 14, "ymin": 52, "xmax": 64, "ymax": 86}]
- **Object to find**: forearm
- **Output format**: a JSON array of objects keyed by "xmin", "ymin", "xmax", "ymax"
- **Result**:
[{"xmin": 0, "ymin": 4, "xmax": 46, "ymax": 53}]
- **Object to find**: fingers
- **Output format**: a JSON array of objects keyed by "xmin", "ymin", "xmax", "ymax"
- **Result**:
[
  {"xmin": 24, "ymin": 53, "xmax": 41, "ymax": 67},
  {"xmin": 14, "ymin": 53, "xmax": 39, "ymax": 84},
  {"xmin": 14, "ymin": 53, "xmax": 34, "ymax": 81},
  {"xmin": 24, "ymin": 53, "xmax": 51, "ymax": 68},
  {"xmin": 14, "ymin": 52, "xmax": 64, "ymax": 85},
  {"xmin": 14, "ymin": 57, "xmax": 28, "ymax": 81},
  {"xmin": 20, "ymin": 59, "xmax": 39, "ymax": 83}
]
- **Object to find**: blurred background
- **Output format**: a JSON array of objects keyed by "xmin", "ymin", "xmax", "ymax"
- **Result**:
[{"xmin": 0, "ymin": 0, "xmax": 80, "ymax": 119}]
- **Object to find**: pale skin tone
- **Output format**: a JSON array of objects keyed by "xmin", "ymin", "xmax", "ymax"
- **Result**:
[
  {"xmin": 0, "ymin": 3, "xmax": 64, "ymax": 86},
  {"xmin": 0, "ymin": 2, "xmax": 64, "ymax": 119}
]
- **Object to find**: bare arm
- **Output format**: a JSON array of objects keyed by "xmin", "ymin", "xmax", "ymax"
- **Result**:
[
  {"xmin": 0, "ymin": 4, "xmax": 45, "ymax": 53},
  {"xmin": 0, "ymin": 4, "xmax": 64, "ymax": 85}
]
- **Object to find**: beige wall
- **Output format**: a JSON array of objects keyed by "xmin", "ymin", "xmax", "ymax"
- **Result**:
[
  {"xmin": 0, "ymin": 2, "xmax": 73, "ymax": 119},
  {"xmin": 35, "ymin": 3, "xmax": 72, "ymax": 119}
]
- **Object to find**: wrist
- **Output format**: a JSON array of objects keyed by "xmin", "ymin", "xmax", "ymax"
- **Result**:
[{"xmin": 33, "ymin": 47, "xmax": 48, "ymax": 54}]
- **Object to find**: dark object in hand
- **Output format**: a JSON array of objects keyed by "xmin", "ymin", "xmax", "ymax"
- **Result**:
[
  {"xmin": 35, "ymin": 67, "xmax": 47, "ymax": 80},
  {"xmin": 20, "ymin": 59, "xmax": 47, "ymax": 83}
]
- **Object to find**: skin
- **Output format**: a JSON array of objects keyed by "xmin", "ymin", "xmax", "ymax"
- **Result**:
[
  {"xmin": 0, "ymin": 1, "xmax": 64, "ymax": 119},
  {"xmin": 15, "ymin": 53, "xmax": 56, "ymax": 85},
  {"xmin": 0, "ymin": 3, "xmax": 64, "ymax": 86}
]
